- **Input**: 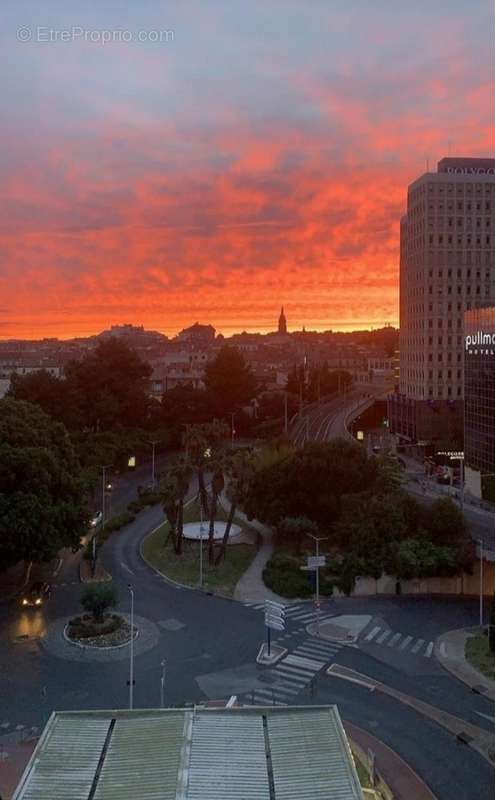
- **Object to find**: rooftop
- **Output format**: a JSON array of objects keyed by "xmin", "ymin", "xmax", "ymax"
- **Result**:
[{"xmin": 13, "ymin": 706, "xmax": 363, "ymax": 800}]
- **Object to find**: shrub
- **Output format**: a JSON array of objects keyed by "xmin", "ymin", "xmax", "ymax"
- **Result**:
[
  {"xmin": 263, "ymin": 553, "xmax": 312, "ymax": 598},
  {"xmin": 80, "ymin": 582, "xmax": 118, "ymax": 622},
  {"xmin": 102, "ymin": 510, "xmax": 136, "ymax": 535},
  {"xmin": 68, "ymin": 613, "xmax": 122, "ymax": 639}
]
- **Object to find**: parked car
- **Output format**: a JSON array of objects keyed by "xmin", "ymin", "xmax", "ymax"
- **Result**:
[
  {"xmin": 90, "ymin": 511, "xmax": 103, "ymax": 528},
  {"xmin": 21, "ymin": 582, "xmax": 51, "ymax": 607}
]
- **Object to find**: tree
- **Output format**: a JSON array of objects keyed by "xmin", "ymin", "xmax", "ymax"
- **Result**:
[
  {"xmin": 489, "ymin": 593, "xmax": 495, "ymax": 652},
  {"xmin": 81, "ymin": 583, "xmax": 118, "ymax": 623},
  {"xmin": 159, "ymin": 384, "xmax": 214, "ymax": 445},
  {"xmin": 208, "ymin": 463, "xmax": 225, "ymax": 564},
  {"xmin": 63, "ymin": 338, "xmax": 152, "ymax": 431},
  {"xmin": 214, "ymin": 449, "xmax": 253, "ymax": 565},
  {"xmin": 0, "ymin": 399, "xmax": 89, "ymax": 569},
  {"xmin": 275, "ymin": 516, "xmax": 318, "ymax": 555},
  {"xmin": 425, "ymin": 497, "xmax": 467, "ymax": 548},
  {"xmin": 204, "ymin": 346, "xmax": 256, "ymax": 416},
  {"xmin": 242, "ymin": 438, "xmax": 377, "ymax": 530},
  {"xmin": 183, "ymin": 421, "xmax": 229, "ymax": 519},
  {"xmin": 160, "ymin": 457, "xmax": 193, "ymax": 555},
  {"xmin": 9, "ymin": 370, "xmax": 80, "ymax": 429}
]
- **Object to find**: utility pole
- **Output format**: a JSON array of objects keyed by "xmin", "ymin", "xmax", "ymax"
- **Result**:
[
  {"xmin": 160, "ymin": 659, "xmax": 166, "ymax": 709},
  {"xmin": 284, "ymin": 392, "xmax": 288, "ymax": 435},
  {"xmin": 128, "ymin": 584, "xmax": 135, "ymax": 710},
  {"xmin": 149, "ymin": 440, "xmax": 159, "ymax": 490},
  {"xmin": 307, "ymin": 534, "xmax": 328, "ymax": 637},
  {"xmin": 231, "ymin": 412, "xmax": 235, "ymax": 449},
  {"xmin": 199, "ymin": 494, "xmax": 204, "ymax": 589},
  {"xmin": 99, "ymin": 464, "xmax": 112, "ymax": 526},
  {"xmin": 480, "ymin": 538, "xmax": 484, "ymax": 629}
]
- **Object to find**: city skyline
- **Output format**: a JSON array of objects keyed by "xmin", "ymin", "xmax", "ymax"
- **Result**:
[{"xmin": 2, "ymin": 1, "xmax": 495, "ymax": 339}]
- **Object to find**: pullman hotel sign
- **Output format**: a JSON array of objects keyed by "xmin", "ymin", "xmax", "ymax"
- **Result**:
[{"xmin": 465, "ymin": 331, "xmax": 495, "ymax": 355}]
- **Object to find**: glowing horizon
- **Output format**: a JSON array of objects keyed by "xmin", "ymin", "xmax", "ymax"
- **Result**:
[{"xmin": 1, "ymin": 2, "xmax": 494, "ymax": 341}]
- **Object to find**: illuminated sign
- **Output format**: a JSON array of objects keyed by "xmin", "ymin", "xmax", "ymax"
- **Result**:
[
  {"xmin": 465, "ymin": 331, "xmax": 495, "ymax": 354},
  {"xmin": 357, "ymin": 430, "xmax": 364, "ymax": 441},
  {"xmin": 128, "ymin": 456, "xmax": 136, "ymax": 468}
]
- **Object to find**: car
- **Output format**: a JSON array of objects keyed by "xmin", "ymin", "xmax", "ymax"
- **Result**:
[
  {"xmin": 21, "ymin": 581, "xmax": 51, "ymax": 608},
  {"xmin": 90, "ymin": 511, "xmax": 103, "ymax": 528}
]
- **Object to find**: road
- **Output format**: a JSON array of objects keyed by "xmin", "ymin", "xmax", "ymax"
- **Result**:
[
  {"xmin": 290, "ymin": 392, "xmax": 495, "ymax": 553},
  {"xmin": 1, "ymin": 497, "xmax": 495, "ymax": 798}
]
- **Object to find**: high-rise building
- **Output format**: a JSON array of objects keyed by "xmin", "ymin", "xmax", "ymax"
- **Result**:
[
  {"xmin": 464, "ymin": 305, "xmax": 495, "ymax": 497},
  {"xmin": 389, "ymin": 157, "xmax": 495, "ymax": 442}
]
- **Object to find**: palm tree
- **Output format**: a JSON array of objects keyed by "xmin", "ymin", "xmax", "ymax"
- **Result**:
[
  {"xmin": 160, "ymin": 457, "xmax": 192, "ymax": 555},
  {"xmin": 208, "ymin": 460, "xmax": 225, "ymax": 564},
  {"xmin": 214, "ymin": 449, "xmax": 253, "ymax": 565}
]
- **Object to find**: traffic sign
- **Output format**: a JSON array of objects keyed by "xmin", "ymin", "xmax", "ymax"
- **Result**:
[
  {"xmin": 265, "ymin": 600, "xmax": 285, "ymax": 613},
  {"xmin": 307, "ymin": 555, "xmax": 326, "ymax": 569},
  {"xmin": 264, "ymin": 615, "xmax": 285, "ymax": 632}
]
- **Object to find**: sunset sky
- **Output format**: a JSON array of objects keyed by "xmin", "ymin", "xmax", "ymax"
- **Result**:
[{"xmin": 1, "ymin": 1, "xmax": 495, "ymax": 339}]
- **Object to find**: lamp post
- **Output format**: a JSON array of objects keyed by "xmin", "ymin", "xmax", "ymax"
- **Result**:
[
  {"xmin": 307, "ymin": 534, "xmax": 328, "ymax": 637},
  {"xmin": 99, "ymin": 464, "xmax": 112, "ymax": 526},
  {"xmin": 149, "ymin": 440, "xmax": 159, "ymax": 490},
  {"xmin": 479, "ymin": 538, "xmax": 484, "ymax": 629},
  {"xmin": 230, "ymin": 413, "xmax": 235, "ymax": 448},
  {"xmin": 128, "ymin": 584, "xmax": 134, "ymax": 710},
  {"xmin": 199, "ymin": 495, "xmax": 204, "ymax": 589},
  {"xmin": 160, "ymin": 659, "xmax": 166, "ymax": 709}
]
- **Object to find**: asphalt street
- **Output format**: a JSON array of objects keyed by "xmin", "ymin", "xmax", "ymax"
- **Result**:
[{"xmin": 1, "ymin": 465, "xmax": 495, "ymax": 797}]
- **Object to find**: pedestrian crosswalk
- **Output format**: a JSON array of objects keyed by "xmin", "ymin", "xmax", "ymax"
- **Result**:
[
  {"xmin": 362, "ymin": 625, "xmax": 434, "ymax": 658},
  {"xmin": 246, "ymin": 637, "xmax": 343, "ymax": 706},
  {"xmin": 244, "ymin": 601, "xmax": 335, "ymax": 629}
]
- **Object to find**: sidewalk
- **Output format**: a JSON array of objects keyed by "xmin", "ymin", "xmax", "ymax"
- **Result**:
[
  {"xmin": 436, "ymin": 627, "xmax": 495, "ymax": 701},
  {"xmin": 227, "ymin": 498, "xmax": 285, "ymax": 604},
  {"xmin": 0, "ymin": 736, "xmax": 37, "ymax": 800},
  {"xmin": 345, "ymin": 721, "xmax": 437, "ymax": 800}
]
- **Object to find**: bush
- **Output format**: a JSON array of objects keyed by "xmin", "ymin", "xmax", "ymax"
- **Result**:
[
  {"xmin": 68, "ymin": 613, "xmax": 122, "ymax": 639},
  {"xmin": 263, "ymin": 553, "xmax": 312, "ymax": 598},
  {"xmin": 102, "ymin": 510, "xmax": 136, "ymax": 535},
  {"xmin": 80, "ymin": 582, "xmax": 118, "ymax": 622}
]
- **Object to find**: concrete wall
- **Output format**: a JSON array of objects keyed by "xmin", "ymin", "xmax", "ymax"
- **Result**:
[{"xmin": 333, "ymin": 559, "xmax": 495, "ymax": 598}]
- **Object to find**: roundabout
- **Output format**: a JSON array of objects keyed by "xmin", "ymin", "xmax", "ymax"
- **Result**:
[
  {"xmin": 64, "ymin": 613, "xmax": 137, "ymax": 649},
  {"xmin": 182, "ymin": 520, "xmax": 242, "ymax": 541},
  {"xmin": 40, "ymin": 613, "xmax": 160, "ymax": 662}
]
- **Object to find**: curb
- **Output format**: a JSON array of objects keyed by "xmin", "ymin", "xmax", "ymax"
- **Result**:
[
  {"xmin": 435, "ymin": 627, "xmax": 495, "ymax": 703},
  {"xmin": 63, "ymin": 615, "xmax": 139, "ymax": 651},
  {"xmin": 139, "ymin": 522, "xmax": 237, "ymax": 604}
]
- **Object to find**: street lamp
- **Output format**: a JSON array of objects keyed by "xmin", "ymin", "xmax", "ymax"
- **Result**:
[
  {"xmin": 128, "ymin": 584, "xmax": 135, "ymax": 710},
  {"xmin": 99, "ymin": 464, "xmax": 112, "ymax": 526},
  {"xmin": 160, "ymin": 659, "xmax": 167, "ymax": 709},
  {"xmin": 479, "ymin": 538, "xmax": 484, "ymax": 629},
  {"xmin": 198, "ymin": 493, "xmax": 205, "ymax": 589},
  {"xmin": 149, "ymin": 440, "xmax": 159, "ymax": 490}
]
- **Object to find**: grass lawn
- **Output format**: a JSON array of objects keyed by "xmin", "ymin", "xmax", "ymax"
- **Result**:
[
  {"xmin": 352, "ymin": 754, "xmax": 372, "ymax": 789},
  {"xmin": 465, "ymin": 633, "xmax": 495, "ymax": 681},
  {"xmin": 142, "ymin": 497, "xmax": 257, "ymax": 597}
]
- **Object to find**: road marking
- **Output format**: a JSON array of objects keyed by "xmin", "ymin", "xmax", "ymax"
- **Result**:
[
  {"xmin": 274, "ymin": 662, "xmax": 315, "ymax": 678},
  {"xmin": 376, "ymin": 629, "xmax": 391, "ymax": 644},
  {"xmin": 424, "ymin": 642, "xmax": 434, "ymax": 658},
  {"xmin": 271, "ymin": 681, "xmax": 300, "ymax": 695},
  {"xmin": 298, "ymin": 642, "xmax": 341, "ymax": 656},
  {"xmin": 440, "ymin": 642, "xmax": 448, "ymax": 658},
  {"xmin": 293, "ymin": 645, "xmax": 336, "ymax": 661},
  {"xmin": 399, "ymin": 635, "xmax": 413, "ymax": 651},
  {"xmin": 52, "ymin": 557, "xmax": 63, "ymax": 577},
  {"xmin": 120, "ymin": 562, "xmax": 134, "ymax": 575},
  {"xmin": 411, "ymin": 639, "xmax": 425, "ymax": 654},
  {"xmin": 283, "ymin": 654, "xmax": 325, "ymax": 671},
  {"xmin": 387, "ymin": 633, "xmax": 402, "ymax": 648},
  {"xmin": 364, "ymin": 626, "xmax": 381, "ymax": 642},
  {"xmin": 289, "ymin": 612, "xmax": 316, "ymax": 621},
  {"xmin": 475, "ymin": 711, "xmax": 495, "ymax": 725},
  {"xmin": 273, "ymin": 669, "xmax": 307, "ymax": 686}
]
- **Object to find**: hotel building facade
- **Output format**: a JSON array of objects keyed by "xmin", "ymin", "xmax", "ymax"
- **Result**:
[{"xmin": 389, "ymin": 157, "xmax": 495, "ymax": 442}]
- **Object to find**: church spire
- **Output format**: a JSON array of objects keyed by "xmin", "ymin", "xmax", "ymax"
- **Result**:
[{"xmin": 278, "ymin": 305, "xmax": 287, "ymax": 334}]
